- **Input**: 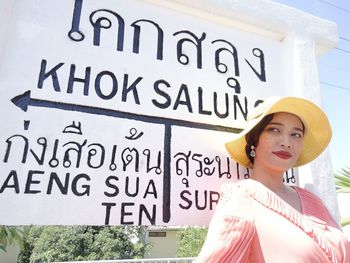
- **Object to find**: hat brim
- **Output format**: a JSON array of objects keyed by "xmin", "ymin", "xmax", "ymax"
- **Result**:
[{"xmin": 225, "ymin": 97, "xmax": 332, "ymax": 168}]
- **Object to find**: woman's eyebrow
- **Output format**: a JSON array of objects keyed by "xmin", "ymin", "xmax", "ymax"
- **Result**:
[
  {"xmin": 267, "ymin": 122, "xmax": 282, "ymax": 126},
  {"xmin": 294, "ymin": 127, "xmax": 304, "ymax": 133}
]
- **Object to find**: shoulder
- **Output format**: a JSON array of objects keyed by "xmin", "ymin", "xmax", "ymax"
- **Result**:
[
  {"xmin": 215, "ymin": 181, "xmax": 254, "ymax": 220},
  {"xmin": 218, "ymin": 181, "xmax": 250, "ymax": 204}
]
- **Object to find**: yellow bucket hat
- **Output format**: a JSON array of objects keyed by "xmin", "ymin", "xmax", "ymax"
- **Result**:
[{"xmin": 225, "ymin": 96, "xmax": 332, "ymax": 168}]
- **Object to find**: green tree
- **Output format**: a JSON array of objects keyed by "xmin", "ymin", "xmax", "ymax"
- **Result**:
[
  {"xmin": 17, "ymin": 226, "xmax": 44, "ymax": 263},
  {"xmin": 177, "ymin": 226, "xmax": 207, "ymax": 257},
  {"xmin": 0, "ymin": 226, "xmax": 23, "ymax": 252},
  {"xmin": 17, "ymin": 226, "xmax": 150, "ymax": 263},
  {"xmin": 335, "ymin": 167, "xmax": 350, "ymax": 227}
]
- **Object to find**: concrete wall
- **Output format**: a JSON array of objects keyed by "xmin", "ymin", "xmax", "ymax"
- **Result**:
[
  {"xmin": 0, "ymin": 245, "xmax": 20, "ymax": 263},
  {"xmin": 147, "ymin": 230, "xmax": 180, "ymax": 258}
]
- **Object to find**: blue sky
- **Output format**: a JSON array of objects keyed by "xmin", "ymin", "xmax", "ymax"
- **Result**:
[{"xmin": 273, "ymin": 0, "xmax": 350, "ymax": 172}]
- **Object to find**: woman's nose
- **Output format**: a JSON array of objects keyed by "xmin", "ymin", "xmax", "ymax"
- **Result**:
[{"xmin": 280, "ymin": 135, "xmax": 291, "ymax": 148}]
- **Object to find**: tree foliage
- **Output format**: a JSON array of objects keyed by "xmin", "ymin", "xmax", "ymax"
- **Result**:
[
  {"xmin": 177, "ymin": 226, "xmax": 207, "ymax": 257},
  {"xmin": 17, "ymin": 226, "xmax": 150, "ymax": 263},
  {"xmin": 0, "ymin": 226, "xmax": 23, "ymax": 252},
  {"xmin": 335, "ymin": 167, "xmax": 350, "ymax": 193},
  {"xmin": 334, "ymin": 167, "xmax": 350, "ymax": 227},
  {"xmin": 17, "ymin": 226, "xmax": 44, "ymax": 263}
]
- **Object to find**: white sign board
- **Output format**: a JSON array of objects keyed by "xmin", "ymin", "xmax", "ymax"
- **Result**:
[{"xmin": 0, "ymin": 0, "xmax": 294, "ymax": 225}]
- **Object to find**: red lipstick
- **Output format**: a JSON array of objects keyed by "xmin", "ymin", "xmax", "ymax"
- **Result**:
[{"xmin": 273, "ymin": 151, "xmax": 292, "ymax": 160}]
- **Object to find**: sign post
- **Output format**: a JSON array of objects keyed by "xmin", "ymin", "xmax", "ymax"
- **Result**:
[{"xmin": 0, "ymin": 0, "xmax": 338, "ymax": 225}]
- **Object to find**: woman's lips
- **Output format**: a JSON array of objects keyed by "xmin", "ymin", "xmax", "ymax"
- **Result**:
[{"xmin": 272, "ymin": 151, "xmax": 292, "ymax": 159}]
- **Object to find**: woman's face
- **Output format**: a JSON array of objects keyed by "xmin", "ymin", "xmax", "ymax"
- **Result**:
[{"xmin": 254, "ymin": 112, "xmax": 305, "ymax": 173}]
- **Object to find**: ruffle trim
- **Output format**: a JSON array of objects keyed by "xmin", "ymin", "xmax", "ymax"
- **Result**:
[
  {"xmin": 239, "ymin": 179, "xmax": 338, "ymax": 263},
  {"xmin": 194, "ymin": 215, "xmax": 255, "ymax": 263},
  {"xmin": 296, "ymin": 186, "xmax": 339, "ymax": 229}
]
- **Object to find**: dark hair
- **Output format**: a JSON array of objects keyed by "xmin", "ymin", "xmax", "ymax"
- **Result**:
[{"xmin": 245, "ymin": 114, "xmax": 274, "ymax": 165}]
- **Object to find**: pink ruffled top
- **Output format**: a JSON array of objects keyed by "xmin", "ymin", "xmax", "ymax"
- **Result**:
[{"xmin": 194, "ymin": 179, "xmax": 350, "ymax": 263}]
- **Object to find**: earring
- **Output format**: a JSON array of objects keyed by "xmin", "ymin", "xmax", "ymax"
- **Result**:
[{"xmin": 250, "ymin": 145, "xmax": 256, "ymax": 158}]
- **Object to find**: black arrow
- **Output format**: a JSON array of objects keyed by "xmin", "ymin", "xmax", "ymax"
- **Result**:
[
  {"xmin": 11, "ymin": 90, "xmax": 242, "ymax": 134},
  {"xmin": 11, "ymin": 90, "xmax": 31, "ymax": 112}
]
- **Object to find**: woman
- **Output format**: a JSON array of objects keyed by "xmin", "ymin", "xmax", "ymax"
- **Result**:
[{"xmin": 195, "ymin": 96, "xmax": 350, "ymax": 263}]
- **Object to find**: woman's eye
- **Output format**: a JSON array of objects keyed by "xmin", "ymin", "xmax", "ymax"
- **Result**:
[
  {"xmin": 267, "ymin": 127, "xmax": 279, "ymax": 133},
  {"xmin": 292, "ymin": 133, "xmax": 303, "ymax": 138}
]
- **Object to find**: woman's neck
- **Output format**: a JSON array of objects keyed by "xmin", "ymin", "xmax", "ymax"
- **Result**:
[
  {"xmin": 250, "ymin": 164, "xmax": 301, "ymax": 213},
  {"xmin": 250, "ymin": 164, "xmax": 286, "ymax": 194}
]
